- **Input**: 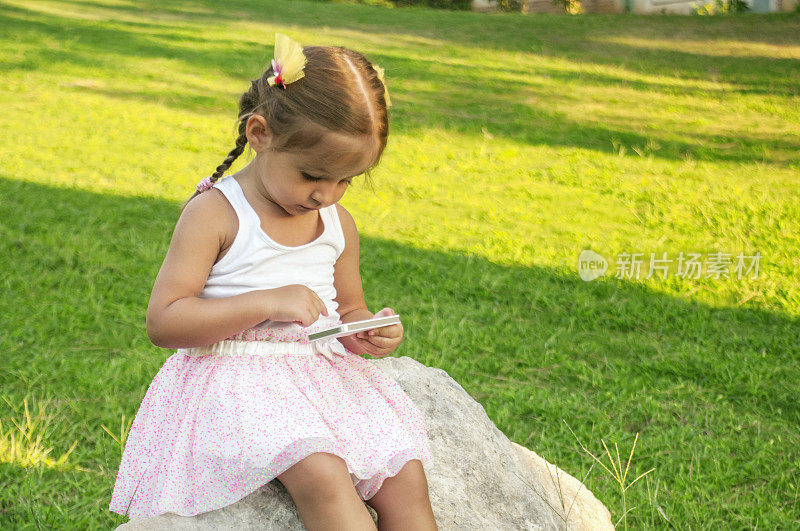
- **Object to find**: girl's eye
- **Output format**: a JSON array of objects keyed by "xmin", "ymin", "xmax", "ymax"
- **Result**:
[
  {"xmin": 302, "ymin": 172, "xmax": 322, "ymax": 182},
  {"xmin": 303, "ymin": 172, "xmax": 352, "ymax": 186}
]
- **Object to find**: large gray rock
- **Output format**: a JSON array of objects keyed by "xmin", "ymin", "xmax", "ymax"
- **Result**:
[{"xmin": 117, "ymin": 356, "xmax": 613, "ymax": 530}]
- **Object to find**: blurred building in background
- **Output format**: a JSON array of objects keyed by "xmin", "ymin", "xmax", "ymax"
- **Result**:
[{"xmin": 472, "ymin": 0, "xmax": 798, "ymax": 13}]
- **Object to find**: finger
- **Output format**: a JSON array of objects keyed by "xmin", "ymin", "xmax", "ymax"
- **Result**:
[
  {"xmin": 355, "ymin": 332, "xmax": 373, "ymax": 343},
  {"xmin": 367, "ymin": 323, "xmax": 401, "ymax": 338},
  {"xmin": 355, "ymin": 333, "xmax": 376, "ymax": 346},
  {"xmin": 316, "ymin": 295, "xmax": 329, "ymax": 317},
  {"xmin": 360, "ymin": 341, "xmax": 383, "ymax": 357},
  {"xmin": 354, "ymin": 335, "xmax": 379, "ymax": 355},
  {"xmin": 363, "ymin": 334, "xmax": 394, "ymax": 348},
  {"xmin": 373, "ymin": 307, "xmax": 394, "ymax": 318}
]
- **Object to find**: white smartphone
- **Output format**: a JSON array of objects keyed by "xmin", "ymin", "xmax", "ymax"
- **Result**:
[{"xmin": 307, "ymin": 315, "xmax": 401, "ymax": 342}]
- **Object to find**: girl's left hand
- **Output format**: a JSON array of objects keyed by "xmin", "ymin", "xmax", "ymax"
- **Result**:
[{"xmin": 352, "ymin": 307, "xmax": 403, "ymax": 358}]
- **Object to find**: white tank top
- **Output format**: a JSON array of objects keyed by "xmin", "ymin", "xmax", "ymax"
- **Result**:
[{"xmin": 197, "ymin": 175, "xmax": 346, "ymax": 336}]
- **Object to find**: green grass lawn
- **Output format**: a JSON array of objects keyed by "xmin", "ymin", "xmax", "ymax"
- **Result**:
[{"xmin": 1, "ymin": 0, "xmax": 799, "ymax": 527}]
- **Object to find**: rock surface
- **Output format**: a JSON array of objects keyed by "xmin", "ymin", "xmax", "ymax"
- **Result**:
[{"xmin": 116, "ymin": 356, "xmax": 613, "ymax": 530}]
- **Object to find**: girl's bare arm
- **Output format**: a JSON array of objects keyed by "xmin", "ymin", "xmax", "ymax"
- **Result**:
[
  {"xmin": 146, "ymin": 191, "xmax": 271, "ymax": 349},
  {"xmin": 332, "ymin": 204, "xmax": 374, "ymax": 355}
]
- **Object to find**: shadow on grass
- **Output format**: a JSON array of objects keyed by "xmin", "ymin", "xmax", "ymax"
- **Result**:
[
  {"xmin": 2, "ymin": 2, "xmax": 799, "ymax": 166},
  {"xmin": 2, "ymin": 175, "xmax": 798, "ymax": 413},
  {"xmin": 1, "ymin": 176, "xmax": 799, "ymax": 525}
]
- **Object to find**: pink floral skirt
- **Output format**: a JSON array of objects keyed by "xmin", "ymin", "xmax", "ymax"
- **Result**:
[{"xmin": 109, "ymin": 321, "xmax": 434, "ymax": 518}]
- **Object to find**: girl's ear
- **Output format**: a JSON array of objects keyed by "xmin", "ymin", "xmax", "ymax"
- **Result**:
[{"xmin": 245, "ymin": 115, "xmax": 274, "ymax": 152}]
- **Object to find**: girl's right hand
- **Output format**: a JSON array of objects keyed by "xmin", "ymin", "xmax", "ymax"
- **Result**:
[{"xmin": 261, "ymin": 284, "xmax": 329, "ymax": 327}]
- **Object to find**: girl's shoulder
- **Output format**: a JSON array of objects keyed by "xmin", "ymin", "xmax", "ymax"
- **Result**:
[
  {"xmin": 178, "ymin": 189, "xmax": 238, "ymax": 263},
  {"xmin": 148, "ymin": 189, "xmax": 236, "ymax": 325}
]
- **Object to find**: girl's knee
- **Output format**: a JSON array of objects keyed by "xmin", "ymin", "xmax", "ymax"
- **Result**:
[
  {"xmin": 277, "ymin": 452, "xmax": 353, "ymax": 501},
  {"xmin": 394, "ymin": 459, "xmax": 429, "ymax": 491},
  {"xmin": 366, "ymin": 459, "xmax": 430, "ymax": 509}
]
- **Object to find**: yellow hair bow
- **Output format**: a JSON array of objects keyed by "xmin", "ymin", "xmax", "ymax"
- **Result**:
[
  {"xmin": 373, "ymin": 64, "xmax": 392, "ymax": 108},
  {"xmin": 267, "ymin": 33, "xmax": 307, "ymax": 89}
]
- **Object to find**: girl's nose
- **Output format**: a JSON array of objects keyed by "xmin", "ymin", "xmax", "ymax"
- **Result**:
[
  {"xmin": 310, "ymin": 191, "xmax": 326, "ymax": 205},
  {"xmin": 311, "ymin": 183, "xmax": 338, "ymax": 205}
]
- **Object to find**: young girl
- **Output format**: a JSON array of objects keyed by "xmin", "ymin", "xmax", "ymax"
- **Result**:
[{"xmin": 109, "ymin": 33, "xmax": 436, "ymax": 530}]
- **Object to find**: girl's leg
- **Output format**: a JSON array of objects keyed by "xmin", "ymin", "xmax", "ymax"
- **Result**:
[
  {"xmin": 364, "ymin": 459, "xmax": 438, "ymax": 531},
  {"xmin": 276, "ymin": 452, "xmax": 377, "ymax": 531}
]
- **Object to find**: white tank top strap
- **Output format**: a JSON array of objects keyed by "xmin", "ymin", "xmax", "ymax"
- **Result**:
[
  {"xmin": 212, "ymin": 176, "xmax": 255, "ymax": 234},
  {"xmin": 322, "ymin": 203, "xmax": 346, "ymax": 252}
]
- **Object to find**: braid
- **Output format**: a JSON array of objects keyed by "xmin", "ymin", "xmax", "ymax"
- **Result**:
[
  {"xmin": 178, "ymin": 82, "xmax": 259, "ymax": 215},
  {"xmin": 210, "ymin": 118, "xmax": 248, "ymax": 183},
  {"xmin": 209, "ymin": 78, "xmax": 263, "ymax": 184}
]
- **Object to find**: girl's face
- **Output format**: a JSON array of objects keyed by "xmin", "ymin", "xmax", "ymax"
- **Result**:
[{"xmin": 246, "ymin": 116, "xmax": 377, "ymax": 217}]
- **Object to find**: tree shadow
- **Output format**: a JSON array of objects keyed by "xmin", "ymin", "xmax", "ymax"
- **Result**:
[
  {"xmin": 1, "ymin": 175, "xmax": 798, "ymax": 430},
  {"xmin": 2, "ymin": 176, "xmax": 798, "ymax": 525}
]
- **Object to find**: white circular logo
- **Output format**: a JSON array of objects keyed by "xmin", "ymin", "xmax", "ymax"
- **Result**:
[{"xmin": 578, "ymin": 250, "xmax": 608, "ymax": 281}]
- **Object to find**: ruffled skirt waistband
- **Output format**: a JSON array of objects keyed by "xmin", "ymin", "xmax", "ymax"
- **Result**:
[{"xmin": 177, "ymin": 337, "xmax": 348, "ymax": 361}]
